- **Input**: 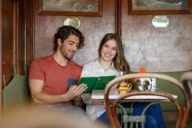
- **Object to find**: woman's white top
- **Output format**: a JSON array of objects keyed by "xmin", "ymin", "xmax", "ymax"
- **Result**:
[{"xmin": 81, "ymin": 59, "xmax": 119, "ymax": 121}]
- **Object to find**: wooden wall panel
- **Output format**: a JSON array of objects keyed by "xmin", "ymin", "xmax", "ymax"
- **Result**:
[
  {"xmin": 19, "ymin": 1, "xmax": 25, "ymax": 73},
  {"xmin": 0, "ymin": 0, "xmax": 2, "ymax": 112},
  {"xmin": 2, "ymin": 0, "xmax": 14, "ymax": 84},
  {"xmin": 15, "ymin": 0, "xmax": 25, "ymax": 75},
  {"xmin": 25, "ymin": 0, "xmax": 35, "ymax": 70},
  {"xmin": 1, "ymin": 0, "xmax": 27, "ymax": 85}
]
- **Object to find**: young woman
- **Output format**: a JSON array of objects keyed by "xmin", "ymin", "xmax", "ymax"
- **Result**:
[{"xmin": 81, "ymin": 33, "xmax": 165, "ymax": 128}]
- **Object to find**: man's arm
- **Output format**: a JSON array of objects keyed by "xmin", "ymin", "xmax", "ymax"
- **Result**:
[{"xmin": 29, "ymin": 79, "xmax": 87, "ymax": 104}]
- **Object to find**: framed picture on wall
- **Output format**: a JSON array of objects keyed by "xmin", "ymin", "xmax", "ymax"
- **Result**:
[
  {"xmin": 128, "ymin": 0, "xmax": 191, "ymax": 15},
  {"xmin": 39, "ymin": 0, "xmax": 103, "ymax": 16}
]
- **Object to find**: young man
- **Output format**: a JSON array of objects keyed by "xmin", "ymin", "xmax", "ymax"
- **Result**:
[{"xmin": 29, "ymin": 26, "xmax": 87, "ymax": 112}]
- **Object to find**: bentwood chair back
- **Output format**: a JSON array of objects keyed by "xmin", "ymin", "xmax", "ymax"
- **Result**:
[
  {"xmin": 104, "ymin": 73, "xmax": 190, "ymax": 128},
  {"xmin": 181, "ymin": 72, "xmax": 192, "ymax": 115}
]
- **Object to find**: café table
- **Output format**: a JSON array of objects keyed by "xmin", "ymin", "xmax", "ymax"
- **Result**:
[{"xmin": 91, "ymin": 89, "xmax": 177, "ymax": 105}]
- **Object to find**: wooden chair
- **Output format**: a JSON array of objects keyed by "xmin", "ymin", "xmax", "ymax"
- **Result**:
[
  {"xmin": 104, "ymin": 73, "xmax": 190, "ymax": 128},
  {"xmin": 181, "ymin": 72, "xmax": 192, "ymax": 115}
]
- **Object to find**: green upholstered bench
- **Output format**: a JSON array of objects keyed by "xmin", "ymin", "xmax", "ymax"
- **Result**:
[
  {"xmin": 2, "ymin": 74, "xmax": 31, "ymax": 111},
  {"xmin": 155, "ymin": 71, "xmax": 191, "ymax": 112}
]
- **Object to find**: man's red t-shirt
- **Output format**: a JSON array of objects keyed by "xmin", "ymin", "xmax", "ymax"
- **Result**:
[{"xmin": 29, "ymin": 55, "xmax": 82, "ymax": 95}]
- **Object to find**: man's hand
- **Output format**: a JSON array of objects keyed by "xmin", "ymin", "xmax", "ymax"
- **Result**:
[{"xmin": 66, "ymin": 84, "xmax": 87, "ymax": 100}]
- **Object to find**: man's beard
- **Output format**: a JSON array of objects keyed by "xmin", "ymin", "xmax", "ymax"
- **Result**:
[
  {"xmin": 62, "ymin": 51, "xmax": 73, "ymax": 60},
  {"xmin": 60, "ymin": 48, "xmax": 73, "ymax": 60},
  {"xmin": 60, "ymin": 46, "xmax": 75, "ymax": 60},
  {"xmin": 63, "ymin": 54, "xmax": 72, "ymax": 60}
]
